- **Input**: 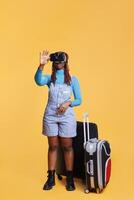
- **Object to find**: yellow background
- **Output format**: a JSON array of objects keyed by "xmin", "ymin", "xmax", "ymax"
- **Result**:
[{"xmin": 1, "ymin": 0, "xmax": 134, "ymax": 200}]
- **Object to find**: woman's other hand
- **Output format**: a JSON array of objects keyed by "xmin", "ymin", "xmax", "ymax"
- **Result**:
[{"xmin": 56, "ymin": 101, "xmax": 71, "ymax": 114}]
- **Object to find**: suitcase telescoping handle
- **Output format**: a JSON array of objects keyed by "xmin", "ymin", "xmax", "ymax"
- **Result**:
[{"xmin": 83, "ymin": 112, "xmax": 90, "ymax": 148}]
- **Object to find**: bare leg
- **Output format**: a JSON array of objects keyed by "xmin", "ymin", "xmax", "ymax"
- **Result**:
[
  {"xmin": 59, "ymin": 137, "xmax": 74, "ymax": 171},
  {"xmin": 43, "ymin": 136, "xmax": 59, "ymax": 190},
  {"xmin": 47, "ymin": 136, "xmax": 59, "ymax": 170},
  {"xmin": 59, "ymin": 137, "xmax": 75, "ymax": 191}
]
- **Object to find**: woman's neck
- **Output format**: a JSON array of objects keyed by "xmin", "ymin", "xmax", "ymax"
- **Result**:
[{"xmin": 56, "ymin": 69, "xmax": 64, "ymax": 75}]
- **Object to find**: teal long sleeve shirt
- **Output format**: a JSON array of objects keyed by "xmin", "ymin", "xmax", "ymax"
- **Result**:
[{"xmin": 34, "ymin": 67, "xmax": 82, "ymax": 107}]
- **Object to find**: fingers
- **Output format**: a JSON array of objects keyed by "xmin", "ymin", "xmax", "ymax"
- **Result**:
[
  {"xmin": 56, "ymin": 107, "xmax": 66, "ymax": 114},
  {"xmin": 39, "ymin": 50, "xmax": 49, "ymax": 57},
  {"xmin": 43, "ymin": 49, "xmax": 49, "ymax": 55},
  {"xmin": 39, "ymin": 50, "xmax": 50, "ymax": 64}
]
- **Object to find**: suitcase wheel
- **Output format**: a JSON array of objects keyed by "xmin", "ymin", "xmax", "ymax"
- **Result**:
[
  {"xmin": 96, "ymin": 188, "xmax": 101, "ymax": 194},
  {"xmin": 84, "ymin": 189, "xmax": 90, "ymax": 194}
]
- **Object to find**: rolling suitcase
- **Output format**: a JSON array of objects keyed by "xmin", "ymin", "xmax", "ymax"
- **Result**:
[
  {"xmin": 56, "ymin": 120, "xmax": 98, "ymax": 180},
  {"xmin": 83, "ymin": 113, "xmax": 111, "ymax": 193}
]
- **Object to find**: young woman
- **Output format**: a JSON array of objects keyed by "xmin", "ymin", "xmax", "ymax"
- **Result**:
[{"xmin": 34, "ymin": 50, "xmax": 82, "ymax": 191}]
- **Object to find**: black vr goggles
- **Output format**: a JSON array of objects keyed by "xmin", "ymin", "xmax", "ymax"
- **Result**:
[{"xmin": 50, "ymin": 52, "xmax": 67, "ymax": 62}]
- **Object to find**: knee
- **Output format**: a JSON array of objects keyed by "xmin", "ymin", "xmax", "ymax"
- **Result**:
[
  {"xmin": 49, "ymin": 145, "xmax": 59, "ymax": 152},
  {"xmin": 62, "ymin": 145, "xmax": 73, "ymax": 153}
]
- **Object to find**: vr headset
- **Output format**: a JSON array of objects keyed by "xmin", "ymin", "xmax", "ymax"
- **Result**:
[{"xmin": 50, "ymin": 52, "xmax": 67, "ymax": 62}]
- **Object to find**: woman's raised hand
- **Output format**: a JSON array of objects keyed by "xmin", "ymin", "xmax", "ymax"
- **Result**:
[{"xmin": 39, "ymin": 50, "xmax": 50, "ymax": 66}]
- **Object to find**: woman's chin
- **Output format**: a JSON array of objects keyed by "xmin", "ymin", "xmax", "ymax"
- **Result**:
[{"xmin": 56, "ymin": 67, "xmax": 64, "ymax": 70}]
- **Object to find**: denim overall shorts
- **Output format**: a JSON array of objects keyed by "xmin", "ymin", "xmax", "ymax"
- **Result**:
[{"xmin": 42, "ymin": 82, "xmax": 77, "ymax": 137}]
